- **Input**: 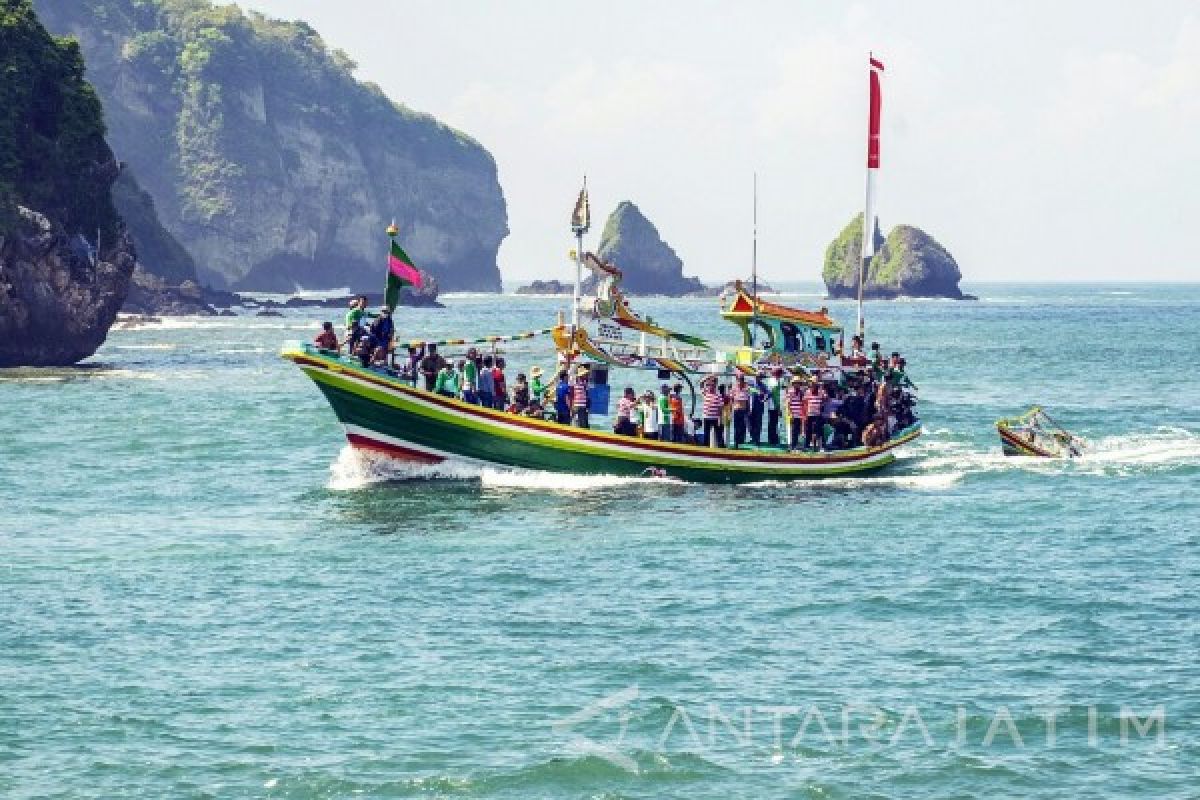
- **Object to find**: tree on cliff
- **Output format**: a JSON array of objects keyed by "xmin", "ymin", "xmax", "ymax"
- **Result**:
[
  {"xmin": 34, "ymin": 0, "xmax": 508, "ymax": 293},
  {"xmin": 1, "ymin": 0, "xmax": 136, "ymax": 366}
]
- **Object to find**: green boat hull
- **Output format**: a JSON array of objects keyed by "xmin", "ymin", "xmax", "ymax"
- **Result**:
[{"xmin": 285, "ymin": 345, "xmax": 921, "ymax": 484}]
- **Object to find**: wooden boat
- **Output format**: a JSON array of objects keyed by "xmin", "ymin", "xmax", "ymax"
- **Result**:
[
  {"xmin": 283, "ymin": 342, "xmax": 921, "ymax": 483},
  {"xmin": 996, "ymin": 406, "xmax": 1085, "ymax": 458}
]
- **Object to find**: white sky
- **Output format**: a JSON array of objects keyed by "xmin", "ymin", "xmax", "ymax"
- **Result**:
[{"xmin": 240, "ymin": 0, "xmax": 1200, "ymax": 284}]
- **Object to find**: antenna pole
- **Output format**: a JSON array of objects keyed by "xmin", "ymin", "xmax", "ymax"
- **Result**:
[{"xmin": 750, "ymin": 172, "xmax": 758, "ymax": 348}]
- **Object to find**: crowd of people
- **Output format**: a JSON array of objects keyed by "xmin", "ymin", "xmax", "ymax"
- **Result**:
[{"xmin": 313, "ymin": 299, "xmax": 916, "ymax": 451}]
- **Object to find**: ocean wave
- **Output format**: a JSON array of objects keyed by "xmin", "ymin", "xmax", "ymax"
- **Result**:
[{"xmin": 742, "ymin": 472, "xmax": 963, "ymax": 490}]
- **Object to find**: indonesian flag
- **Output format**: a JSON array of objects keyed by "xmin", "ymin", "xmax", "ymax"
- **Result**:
[
  {"xmin": 385, "ymin": 238, "xmax": 423, "ymax": 311},
  {"xmin": 868, "ymin": 55, "xmax": 884, "ymax": 169}
]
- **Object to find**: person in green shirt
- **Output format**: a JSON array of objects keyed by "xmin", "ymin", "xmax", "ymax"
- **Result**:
[
  {"xmin": 656, "ymin": 384, "xmax": 673, "ymax": 442},
  {"xmin": 529, "ymin": 366, "xmax": 546, "ymax": 406},
  {"xmin": 344, "ymin": 296, "xmax": 367, "ymax": 352},
  {"xmin": 462, "ymin": 348, "xmax": 479, "ymax": 404},
  {"xmin": 434, "ymin": 362, "xmax": 459, "ymax": 398}
]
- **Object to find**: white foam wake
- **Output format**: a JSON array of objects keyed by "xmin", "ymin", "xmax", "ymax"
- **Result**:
[{"xmin": 325, "ymin": 445, "xmax": 682, "ymax": 492}]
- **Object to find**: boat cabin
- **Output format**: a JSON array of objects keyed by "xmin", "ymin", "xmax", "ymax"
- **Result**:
[{"xmin": 720, "ymin": 282, "xmax": 843, "ymax": 365}]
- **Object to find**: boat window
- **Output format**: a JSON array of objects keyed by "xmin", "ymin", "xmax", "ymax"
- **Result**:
[
  {"xmin": 813, "ymin": 331, "xmax": 826, "ymax": 352},
  {"xmin": 751, "ymin": 320, "xmax": 774, "ymax": 349},
  {"xmin": 780, "ymin": 322, "xmax": 800, "ymax": 353}
]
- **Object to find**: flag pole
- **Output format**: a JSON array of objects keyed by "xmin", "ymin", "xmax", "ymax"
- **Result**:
[
  {"xmin": 571, "ymin": 176, "xmax": 589, "ymax": 334},
  {"xmin": 751, "ymin": 171, "xmax": 758, "ymax": 348},
  {"xmin": 858, "ymin": 53, "xmax": 883, "ymax": 342}
]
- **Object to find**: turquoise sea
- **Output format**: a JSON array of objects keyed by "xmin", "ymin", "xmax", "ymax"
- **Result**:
[{"xmin": 1, "ymin": 283, "xmax": 1197, "ymax": 798}]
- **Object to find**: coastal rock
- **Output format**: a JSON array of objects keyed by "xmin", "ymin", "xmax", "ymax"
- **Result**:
[
  {"xmin": 685, "ymin": 279, "xmax": 777, "ymax": 298},
  {"xmin": 589, "ymin": 201, "xmax": 705, "ymax": 296},
  {"xmin": 35, "ymin": 0, "xmax": 508, "ymax": 293},
  {"xmin": 0, "ymin": 1, "xmax": 136, "ymax": 366},
  {"xmin": 121, "ymin": 267, "xmax": 217, "ymax": 316},
  {"xmin": 0, "ymin": 207, "xmax": 136, "ymax": 367},
  {"xmin": 515, "ymin": 279, "xmax": 574, "ymax": 295},
  {"xmin": 822, "ymin": 213, "xmax": 966, "ymax": 299}
]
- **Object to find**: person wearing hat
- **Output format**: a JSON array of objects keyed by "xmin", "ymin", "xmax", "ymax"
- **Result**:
[
  {"xmin": 571, "ymin": 366, "xmax": 590, "ymax": 428},
  {"xmin": 765, "ymin": 366, "xmax": 785, "ymax": 446},
  {"xmin": 368, "ymin": 306, "xmax": 394, "ymax": 354},
  {"xmin": 529, "ymin": 365, "xmax": 546, "ymax": 406},
  {"xmin": 639, "ymin": 390, "xmax": 660, "ymax": 440},
  {"xmin": 785, "ymin": 375, "xmax": 807, "ymax": 451},
  {"xmin": 656, "ymin": 384, "xmax": 673, "ymax": 443}
]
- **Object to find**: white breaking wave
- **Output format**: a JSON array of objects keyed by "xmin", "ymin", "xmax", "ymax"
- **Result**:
[
  {"xmin": 1075, "ymin": 428, "xmax": 1200, "ymax": 470},
  {"xmin": 742, "ymin": 472, "xmax": 962, "ymax": 490}
]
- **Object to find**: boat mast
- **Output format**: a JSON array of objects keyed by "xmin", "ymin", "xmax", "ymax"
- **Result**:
[
  {"xmin": 751, "ymin": 171, "xmax": 758, "ymax": 348},
  {"xmin": 857, "ymin": 53, "xmax": 884, "ymax": 341}
]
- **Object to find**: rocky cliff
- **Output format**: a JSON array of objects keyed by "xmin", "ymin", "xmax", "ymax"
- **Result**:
[
  {"xmin": 34, "ymin": 0, "xmax": 508, "ymax": 293},
  {"xmin": 823, "ymin": 213, "xmax": 966, "ymax": 299},
  {"xmin": 111, "ymin": 168, "xmax": 196, "ymax": 285},
  {"xmin": 590, "ymin": 201, "xmax": 704, "ymax": 296},
  {"xmin": 1, "ymin": 0, "xmax": 136, "ymax": 367}
]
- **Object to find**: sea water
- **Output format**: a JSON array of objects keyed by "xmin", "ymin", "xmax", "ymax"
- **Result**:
[{"xmin": 1, "ymin": 283, "xmax": 1197, "ymax": 798}]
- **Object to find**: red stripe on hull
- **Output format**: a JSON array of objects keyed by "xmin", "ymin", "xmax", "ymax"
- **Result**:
[{"xmin": 346, "ymin": 432, "xmax": 445, "ymax": 463}]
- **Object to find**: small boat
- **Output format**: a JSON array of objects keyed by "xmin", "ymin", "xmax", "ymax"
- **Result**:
[{"xmin": 996, "ymin": 407, "xmax": 1085, "ymax": 458}]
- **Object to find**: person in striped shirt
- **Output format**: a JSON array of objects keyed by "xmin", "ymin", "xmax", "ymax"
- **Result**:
[
  {"xmin": 614, "ymin": 387, "xmax": 637, "ymax": 436},
  {"xmin": 804, "ymin": 381, "xmax": 827, "ymax": 451},
  {"xmin": 701, "ymin": 378, "xmax": 724, "ymax": 448},
  {"xmin": 572, "ymin": 367, "xmax": 590, "ymax": 429},
  {"xmin": 785, "ymin": 376, "xmax": 806, "ymax": 451},
  {"xmin": 730, "ymin": 374, "xmax": 751, "ymax": 448}
]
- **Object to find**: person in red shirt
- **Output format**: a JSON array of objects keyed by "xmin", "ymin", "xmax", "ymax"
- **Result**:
[
  {"xmin": 313, "ymin": 321, "xmax": 339, "ymax": 351},
  {"xmin": 669, "ymin": 384, "xmax": 687, "ymax": 443}
]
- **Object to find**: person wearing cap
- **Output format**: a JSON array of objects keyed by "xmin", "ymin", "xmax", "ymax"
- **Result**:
[
  {"xmin": 554, "ymin": 369, "xmax": 571, "ymax": 424},
  {"xmin": 765, "ymin": 367, "xmax": 785, "ymax": 446},
  {"xmin": 785, "ymin": 376, "xmax": 806, "ymax": 450},
  {"xmin": 313, "ymin": 321, "xmax": 339, "ymax": 351},
  {"xmin": 571, "ymin": 366, "xmax": 590, "ymax": 428},
  {"xmin": 434, "ymin": 359, "xmax": 459, "ymax": 398},
  {"xmin": 656, "ymin": 384, "xmax": 672, "ymax": 443}
]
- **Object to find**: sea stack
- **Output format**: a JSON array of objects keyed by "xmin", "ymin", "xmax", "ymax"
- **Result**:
[
  {"xmin": 823, "ymin": 213, "xmax": 967, "ymax": 300},
  {"xmin": 0, "ymin": 2, "xmax": 136, "ymax": 367},
  {"xmin": 591, "ymin": 201, "xmax": 704, "ymax": 296}
]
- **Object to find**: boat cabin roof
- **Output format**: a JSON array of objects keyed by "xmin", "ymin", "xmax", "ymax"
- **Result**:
[{"xmin": 720, "ymin": 283, "xmax": 840, "ymax": 331}]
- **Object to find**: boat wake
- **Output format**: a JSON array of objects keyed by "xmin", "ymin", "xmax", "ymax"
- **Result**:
[
  {"xmin": 907, "ymin": 426, "xmax": 1200, "ymax": 479},
  {"xmin": 325, "ymin": 445, "xmax": 684, "ymax": 492}
]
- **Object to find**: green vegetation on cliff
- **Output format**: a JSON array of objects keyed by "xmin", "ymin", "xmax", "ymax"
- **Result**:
[
  {"xmin": 111, "ymin": 167, "xmax": 196, "ymax": 284},
  {"xmin": 0, "ymin": 0, "xmax": 117, "ymax": 239},
  {"xmin": 822, "ymin": 213, "xmax": 963, "ymax": 299},
  {"xmin": 34, "ymin": 0, "xmax": 508, "ymax": 292}
]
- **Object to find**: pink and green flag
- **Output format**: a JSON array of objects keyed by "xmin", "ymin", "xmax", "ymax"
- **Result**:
[{"xmin": 385, "ymin": 239, "xmax": 423, "ymax": 311}]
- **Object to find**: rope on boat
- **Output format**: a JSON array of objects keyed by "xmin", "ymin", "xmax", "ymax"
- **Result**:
[{"xmin": 400, "ymin": 328, "xmax": 556, "ymax": 349}]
